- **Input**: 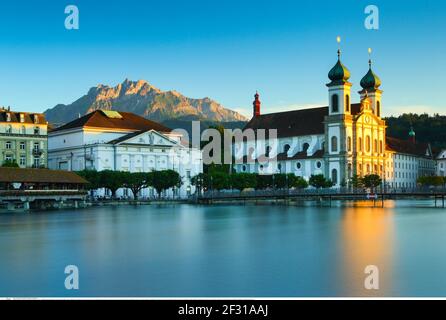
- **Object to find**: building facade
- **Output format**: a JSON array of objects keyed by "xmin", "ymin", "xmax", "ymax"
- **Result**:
[
  {"xmin": 437, "ymin": 150, "xmax": 446, "ymax": 177},
  {"xmin": 48, "ymin": 110, "xmax": 202, "ymax": 198},
  {"xmin": 234, "ymin": 49, "xmax": 436, "ymax": 189},
  {"xmin": 0, "ymin": 108, "xmax": 48, "ymax": 168}
]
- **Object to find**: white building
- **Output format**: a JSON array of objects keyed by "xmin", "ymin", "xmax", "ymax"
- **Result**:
[
  {"xmin": 233, "ymin": 49, "xmax": 436, "ymax": 189},
  {"xmin": 437, "ymin": 150, "xmax": 446, "ymax": 177},
  {"xmin": 48, "ymin": 110, "xmax": 202, "ymax": 198}
]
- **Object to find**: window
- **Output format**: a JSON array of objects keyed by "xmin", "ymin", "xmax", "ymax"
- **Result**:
[
  {"xmin": 34, "ymin": 127, "xmax": 40, "ymax": 135},
  {"xmin": 331, "ymin": 136, "xmax": 338, "ymax": 152},
  {"xmin": 6, "ymin": 113, "xmax": 11, "ymax": 122},
  {"xmin": 345, "ymin": 95, "xmax": 350, "ymax": 112},
  {"xmin": 33, "ymin": 142, "xmax": 40, "ymax": 152},
  {"xmin": 366, "ymin": 136, "xmax": 371, "ymax": 153},
  {"xmin": 347, "ymin": 137, "xmax": 352, "ymax": 152},
  {"xmin": 34, "ymin": 115, "xmax": 39, "ymax": 124},
  {"xmin": 377, "ymin": 101, "xmax": 381, "ymax": 117},
  {"xmin": 374, "ymin": 139, "xmax": 378, "ymax": 152},
  {"xmin": 296, "ymin": 162, "xmax": 302, "ymax": 170},
  {"xmin": 358, "ymin": 137, "xmax": 363, "ymax": 152},
  {"xmin": 278, "ymin": 163, "xmax": 282, "ymax": 172},
  {"xmin": 5, "ymin": 141, "xmax": 11, "ymax": 149},
  {"xmin": 5, "ymin": 154, "xmax": 13, "ymax": 162},
  {"xmin": 331, "ymin": 94, "xmax": 339, "ymax": 113},
  {"xmin": 331, "ymin": 169, "xmax": 338, "ymax": 185},
  {"xmin": 20, "ymin": 155, "xmax": 26, "ymax": 166},
  {"xmin": 283, "ymin": 144, "xmax": 291, "ymax": 153},
  {"xmin": 265, "ymin": 146, "xmax": 271, "ymax": 157},
  {"xmin": 302, "ymin": 143, "xmax": 310, "ymax": 152},
  {"xmin": 379, "ymin": 140, "xmax": 383, "ymax": 154},
  {"xmin": 6, "ymin": 125, "xmax": 12, "ymax": 133},
  {"xmin": 21, "ymin": 126, "xmax": 26, "ymax": 134},
  {"xmin": 20, "ymin": 142, "xmax": 25, "ymax": 150},
  {"xmin": 20, "ymin": 114, "xmax": 25, "ymax": 123},
  {"xmin": 316, "ymin": 161, "xmax": 322, "ymax": 169},
  {"xmin": 33, "ymin": 157, "xmax": 40, "ymax": 168}
]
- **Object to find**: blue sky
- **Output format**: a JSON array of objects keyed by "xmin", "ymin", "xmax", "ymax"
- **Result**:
[{"xmin": 0, "ymin": 0, "xmax": 444, "ymax": 117}]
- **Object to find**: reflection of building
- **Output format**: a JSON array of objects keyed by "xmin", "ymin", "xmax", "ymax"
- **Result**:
[
  {"xmin": 48, "ymin": 110, "xmax": 202, "ymax": 198},
  {"xmin": 234, "ymin": 48, "xmax": 436, "ymax": 188},
  {"xmin": 437, "ymin": 150, "xmax": 446, "ymax": 177},
  {"xmin": 0, "ymin": 108, "xmax": 48, "ymax": 168}
]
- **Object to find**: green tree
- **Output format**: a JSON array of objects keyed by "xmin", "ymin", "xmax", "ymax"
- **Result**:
[
  {"xmin": 2, "ymin": 160, "xmax": 19, "ymax": 168},
  {"xmin": 191, "ymin": 173, "xmax": 209, "ymax": 194},
  {"xmin": 123, "ymin": 172, "xmax": 151, "ymax": 200},
  {"xmin": 256, "ymin": 175, "xmax": 273, "ymax": 190},
  {"xmin": 150, "ymin": 170, "xmax": 182, "ymax": 198},
  {"xmin": 231, "ymin": 173, "xmax": 257, "ymax": 191},
  {"xmin": 309, "ymin": 174, "xmax": 329, "ymax": 189},
  {"xmin": 290, "ymin": 176, "xmax": 309, "ymax": 189},
  {"xmin": 99, "ymin": 170, "xmax": 126, "ymax": 198},
  {"xmin": 76, "ymin": 170, "xmax": 101, "ymax": 191},
  {"xmin": 209, "ymin": 171, "xmax": 231, "ymax": 190},
  {"xmin": 350, "ymin": 174, "xmax": 364, "ymax": 189},
  {"xmin": 362, "ymin": 174, "xmax": 382, "ymax": 191}
]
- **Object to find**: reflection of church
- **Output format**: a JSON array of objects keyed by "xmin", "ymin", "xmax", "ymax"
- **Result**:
[{"xmin": 234, "ymin": 48, "xmax": 436, "ymax": 188}]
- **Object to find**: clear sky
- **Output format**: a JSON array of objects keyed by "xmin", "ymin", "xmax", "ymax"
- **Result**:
[{"xmin": 0, "ymin": 0, "xmax": 444, "ymax": 118}]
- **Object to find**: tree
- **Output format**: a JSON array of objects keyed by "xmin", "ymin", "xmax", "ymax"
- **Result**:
[
  {"xmin": 191, "ymin": 173, "xmax": 209, "ymax": 194},
  {"xmin": 150, "ymin": 170, "xmax": 182, "ymax": 198},
  {"xmin": 256, "ymin": 175, "xmax": 273, "ymax": 190},
  {"xmin": 309, "ymin": 174, "xmax": 329, "ymax": 189},
  {"xmin": 209, "ymin": 171, "xmax": 231, "ymax": 190},
  {"xmin": 290, "ymin": 176, "xmax": 309, "ymax": 189},
  {"xmin": 350, "ymin": 174, "xmax": 364, "ymax": 189},
  {"xmin": 362, "ymin": 174, "xmax": 382, "ymax": 191},
  {"xmin": 2, "ymin": 160, "xmax": 19, "ymax": 168},
  {"xmin": 418, "ymin": 176, "xmax": 444, "ymax": 187},
  {"xmin": 76, "ymin": 170, "xmax": 101, "ymax": 191},
  {"xmin": 99, "ymin": 170, "xmax": 126, "ymax": 198},
  {"xmin": 231, "ymin": 173, "xmax": 257, "ymax": 191},
  {"xmin": 123, "ymin": 172, "xmax": 151, "ymax": 200}
]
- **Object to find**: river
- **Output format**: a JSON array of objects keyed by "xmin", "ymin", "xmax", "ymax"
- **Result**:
[{"xmin": 1, "ymin": 201, "xmax": 446, "ymax": 297}]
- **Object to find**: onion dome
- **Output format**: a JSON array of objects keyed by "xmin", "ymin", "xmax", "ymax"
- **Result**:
[
  {"xmin": 360, "ymin": 59, "xmax": 381, "ymax": 90},
  {"xmin": 328, "ymin": 50, "xmax": 351, "ymax": 83}
]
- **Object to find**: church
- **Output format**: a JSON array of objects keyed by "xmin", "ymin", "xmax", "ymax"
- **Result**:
[{"xmin": 234, "ymin": 49, "xmax": 436, "ymax": 189}]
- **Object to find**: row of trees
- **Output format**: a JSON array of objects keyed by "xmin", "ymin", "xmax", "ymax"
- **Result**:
[
  {"xmin": 417, "ymin": 176, "xmax": 446, "ymax": 187},
  {"xmin": 76, "ymin": 170, "xmax": 182, "ymax": 200},
  {"xmin": 349, "ymin": 174, "xmax": 383, "ymax": 190},
  {"xmin": 191, "ymin": 172, "xmax": 338, "ymax": 193}
]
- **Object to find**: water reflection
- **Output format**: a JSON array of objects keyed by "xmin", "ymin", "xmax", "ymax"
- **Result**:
[{"xmin": 339, "ymin": 202, "xmax": 395, "ymax": 296}]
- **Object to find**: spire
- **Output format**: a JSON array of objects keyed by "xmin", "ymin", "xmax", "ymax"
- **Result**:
[
  {"xmin": 360, "ymin": 48, "xmax": 382, "ymax": 91},
  {"xmin": 253, "ymin": 91, "xmax": 261, "ymax": 117},
  {"xmin": 409, "ymin": 124, "xmax": 416, "ymax": 143},
  {"xmin": 328, "ymin": 36, "xmax": 351, "ymax": 85}
]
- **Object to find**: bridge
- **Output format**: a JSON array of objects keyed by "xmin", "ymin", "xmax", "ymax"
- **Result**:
[{"xmin": 194, "ymin": 188, "xmax": 446, "ymax": 208}]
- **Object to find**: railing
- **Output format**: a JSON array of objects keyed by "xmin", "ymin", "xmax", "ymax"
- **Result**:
[
  {"xmin": 0, "ymin": 190, "xmax": 87, "ymax": 197},
  {"xmin": 197, "ymin": 187, "xmax": 446, "ymax": 200}
]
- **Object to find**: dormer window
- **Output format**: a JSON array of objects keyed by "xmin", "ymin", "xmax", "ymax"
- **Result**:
[
  {"xmin": 6, "ymin": 113, "xmax": 11, "ymax": 122},
  {"xmin": 34, "ymin": 115, "xmax": 39, "ymax": 124},
  {"xmin": 20, "ymin": 114, "xmax": 25, "ymax": 123}
]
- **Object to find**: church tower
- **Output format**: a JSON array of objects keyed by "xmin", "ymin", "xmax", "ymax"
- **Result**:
[
  {"xmin": 359, "ymin": 49, "xmax": 383, "ymax": 118},
  {"xmin": 324, "ymin": 38, "xmax": 353, "ymax": 187},
  {"xmin": 253, "ymin": 91, "xmax": 261, "ymax": 118}
]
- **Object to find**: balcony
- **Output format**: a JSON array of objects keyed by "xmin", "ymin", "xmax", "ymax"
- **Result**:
[{"xmin": 33, "ymin": 149, "xmax": 43, "ymax": 157}]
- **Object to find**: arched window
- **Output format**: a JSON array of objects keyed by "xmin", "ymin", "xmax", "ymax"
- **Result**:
[
  {"xmin": 265, "ymin": 146, "xmax": 271, "ymax": 157},
  {"xmin": 345, "ymin": 95, "xmax": 350, "ymax": 112},
  {"xmin": 283, "ymin": 144, "xmax": 291, "ymax": 153},
  {"xmin": 374, "ymin": 139, "xmax": 378, "ymax": 153},
  {"xmin": 358, "ymin": 137, "xmax": 363, "ymax": 152},
  {"xmin": 331, "ymin": 94, "xmax": 339, "ymax": 113},
  {"xmin": 331, "ymin": 136, "xmax": 338, "ymax": 152},
  {"xmin": 379, "ymin": 140, "xmax": 383, "ymax": 153},
  {"xmin": 377, "ymin": 101, "xmax": 381, "ymax": 117},
  {"xmin": 331, "ymin": 169, "xmax": 338, "ymax": 185},
  {"xmin": 347, "ymin": 136, "xmax": 352, "ymax": 152},
  {"xmin": 302, "ymin": 143, "xmax": 310, "ymax": 152},
  {"xmin": 34, "ymin": 127, "xmax": 40, "ymax": 135},
  {"xmin": 366, "ymin": 136, "xmax": 371, "ymax": 153}
]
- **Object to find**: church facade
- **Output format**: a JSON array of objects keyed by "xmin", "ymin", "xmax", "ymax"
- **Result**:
[{"xmin": 234, "ymin": 50, "xmax": 436, "ymax": 189}]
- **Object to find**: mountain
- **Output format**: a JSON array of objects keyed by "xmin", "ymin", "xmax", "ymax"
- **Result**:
[{"xmin": 44, "ymin": 79, "xmax": 247, "ymax": 126}]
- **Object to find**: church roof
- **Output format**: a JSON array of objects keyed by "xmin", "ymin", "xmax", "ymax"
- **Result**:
[
  {"xmin": 386, "ymin": 137, "xmax": 432, "ymax": 158},
  {"xmin": 244, "ymin": 104, "xmax": 361, "ymax": 138},
  {"xmin": 0, "ymin": 168, "xmax": 88, "ymax": 184},
  {"xmin": 51, "ymin": 110, "xmax": 172, "ymax": 133}
]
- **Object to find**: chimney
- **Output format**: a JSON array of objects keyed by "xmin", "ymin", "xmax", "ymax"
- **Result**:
[{"xmin": 253, "ymin": 91, "xmax": 261, "ymax": 117}]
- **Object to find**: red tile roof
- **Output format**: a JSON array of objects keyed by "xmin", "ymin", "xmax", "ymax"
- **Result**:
[
  {"xmin": 386, "ymin": 137, "xmax": 432, "ymax": 158},
  {"xmin": 0, "ymin": 110, "xmax": 45, "ymax": 124},
  {"xmin": 51, "ymin": 110, "xmax": 172, "ymax": 133},
  {"xmin": 244, "ymin": 104, "xmax": 361, "ymax": 138},
  {"xmin": 0, "ymin": 168, "xmax": 88, "ymax": 184}
]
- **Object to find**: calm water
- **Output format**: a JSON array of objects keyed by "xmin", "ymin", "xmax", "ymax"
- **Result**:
[{"xmin": 1, "ymin": 201, "xmax": 446, "ymax": 297}]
